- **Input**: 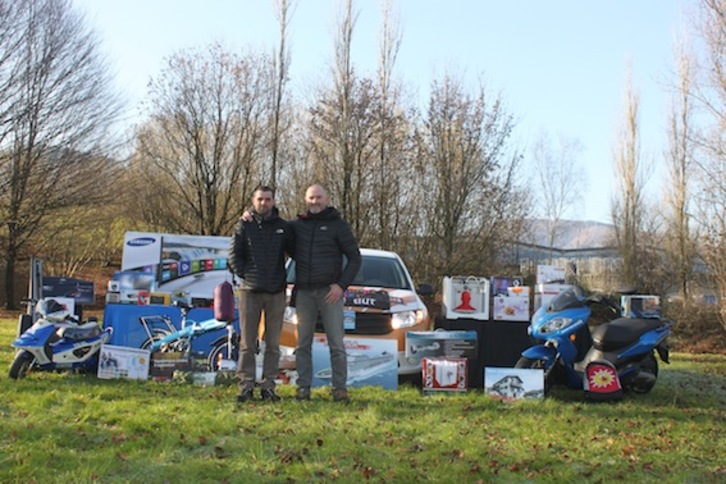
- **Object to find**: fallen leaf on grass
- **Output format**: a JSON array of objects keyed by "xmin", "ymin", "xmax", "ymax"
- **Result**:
[
  {"xmin": 361, "ymin": 466, "xmax": 375, "ymax": 479},
  {"xmin": 112, "ymin": 433, "xmax": 126, "ymax": 444},
  {"xmin": 199, "ymin": 436, "xmax": 207, "ymax": 445}
]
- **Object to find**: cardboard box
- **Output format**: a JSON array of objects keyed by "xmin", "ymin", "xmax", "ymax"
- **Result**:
[
  {"xmin": 149, "ymin": 352, "xmax": 191, "ymax": 381},
  {"xmin": 492, "ymin": 294, "xmax": 530, "ymax": 321},
  {"xmin": 406, "ymin": 330, "xmax": 477, "ymax": 360},
  {"xmin": 621, "ymin": 295, "xmax": 661, "ymax": 319},
  {"xmin": 149, "ymin": 292, "xmax": 171, "ymax": 306},
  {"xmin": 97, "ymin": 344, "xmax": 150, "ymax": 380},
  {"xmin": 484, "ymin": 367, "xmax": 544, "ymax": 401},
  {"xmin": 422, "ymin": 357, "xmax": 468, "ymax": 392},
  {"xmin": 442, "ymin": 276, "xmax": 490, "ymax": 320},
  {"xmin": 536, "ymin": 265, "xmax": 566, "ymax": 284},
  {"xmin": 534, "ymin": 283, "xmax": 571, "ymax": 311}
]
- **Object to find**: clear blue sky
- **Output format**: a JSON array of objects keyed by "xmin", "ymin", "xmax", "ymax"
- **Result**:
[{"xmin": 74, "ymin": 0, "xmax": 693, "ymax": 224}]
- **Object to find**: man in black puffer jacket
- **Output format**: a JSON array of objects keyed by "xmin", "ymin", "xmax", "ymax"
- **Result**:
[
  {"xmin": 228, "ymin": 185, "xmax": 294, "ymax": 403},
  {"xmin": 292, "ymin": 184, "xmax": 361, "ymax": 402}
]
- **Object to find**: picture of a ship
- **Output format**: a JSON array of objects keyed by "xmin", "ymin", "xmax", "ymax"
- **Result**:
[{"xmin": 315, "ymin": 351, "xmax": 396, "ymax": 384}]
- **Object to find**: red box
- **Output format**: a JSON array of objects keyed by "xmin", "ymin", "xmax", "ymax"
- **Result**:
[{"xmin": 422, "ymin": 357, "xmax": 468, "ymax": 392}]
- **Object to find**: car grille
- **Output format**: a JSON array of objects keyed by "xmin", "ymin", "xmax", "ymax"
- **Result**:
[{"xmin": 315, "ymin": 313, "xmax": 392, "ymax": 335}]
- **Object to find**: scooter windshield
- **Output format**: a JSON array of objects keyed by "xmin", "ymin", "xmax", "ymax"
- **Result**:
[{"xmin": 547, "ymin": 286, "xmax": 585, "ymax": 312}]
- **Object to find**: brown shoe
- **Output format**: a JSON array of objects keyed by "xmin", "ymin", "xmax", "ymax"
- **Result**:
[
  {"xmin": 295, "ymin": 387, "xmax": 311, "ymax": 401},
  {"xmin": 332, "ymin": 388, "xmax": 349, "ymax": 402}
]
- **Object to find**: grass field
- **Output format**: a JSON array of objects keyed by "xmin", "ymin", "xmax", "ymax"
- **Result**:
[{"xmin": 1, "ymin": 318, "xmax": 725, "ymax": 483}]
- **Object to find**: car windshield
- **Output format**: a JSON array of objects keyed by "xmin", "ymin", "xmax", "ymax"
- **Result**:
[
  {"xmin": 547, "ymin": 285, "xmax": 585, "ymax": 312},
  {"xmin": 286, "ymin": 255, "xmax": 412, "ymax": 290}
]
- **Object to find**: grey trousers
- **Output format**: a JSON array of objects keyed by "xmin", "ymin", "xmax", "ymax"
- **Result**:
[
  {"xmin": 237, "ymin": 290, "xmax": 286, "ymax": 391},
  {"xmin": 294, "ymin": 287, "xmax": 347, "ymax": 391}
]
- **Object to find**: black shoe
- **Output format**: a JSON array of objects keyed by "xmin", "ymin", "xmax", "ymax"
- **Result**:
[
  {"xmin": 260, "ymin": 388, "xmax": 281, "ymax": 402},
  {"xmin": 295, "ymin": 387, "xmax": 311, "ymax": 401},
  {"xmin": 332, "ymin": 388, "xmax": 349, "ymax": 402},
  {"xmin": 236, "ymin": 388, "xmax": 254, "ymax": 403}
]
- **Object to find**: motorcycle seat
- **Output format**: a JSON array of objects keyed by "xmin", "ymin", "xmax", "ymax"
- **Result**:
[
  {"xmin": 59, "ymin": 323, "xmax": 101, "ymax": 341},
  {"xmin": 591, "ymin": 317, "xmax": 664, "ymax": 352}
]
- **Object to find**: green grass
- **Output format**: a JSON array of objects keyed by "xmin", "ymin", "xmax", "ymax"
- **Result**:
[{"xmin": 1, "ymin": 319, "xmax": 725, "ymax": 483}]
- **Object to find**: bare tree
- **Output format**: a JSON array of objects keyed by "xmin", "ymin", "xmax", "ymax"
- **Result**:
[
  {"xmin": 691, "ymin": 0, "xmax": 726, "ymax": 328},
  {"xmin": 269, "ymin": 0, "xmax": 295, "ymax": 189},
  {"xmin": 611, "ymin": 68, "xmax": 649, "ymax": 288},
  {"xmin": 368, "ymin": 0, "xmax": 416, "ymax": 253},
  {"xmin": 531, "ymin": 131, "xmax": 585, "ymax": 254},
  {"xmin": 306, "ymin": 0, "xmax": 380, "ymax": 240},
  {"xmin": 663, "ymin": 37, "xmax": 698, "ymax": 301},
  {"xmin": 132, "ymin": 43, "xmax": 272, "ymax": 235},
  {"xmin": 411, "ymin": 73, "xmax": 524, "ymax": 283},
  {"xmin": 0, "ymin": 0, "xmax": 122, "ymax": 308}
]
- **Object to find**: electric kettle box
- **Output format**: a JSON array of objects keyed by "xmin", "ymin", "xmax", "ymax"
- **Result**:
[{"xmin": 422, "ymin": 357, "xmax": 468, "ymax": 392}]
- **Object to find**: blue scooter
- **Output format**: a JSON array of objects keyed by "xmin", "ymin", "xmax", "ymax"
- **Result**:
[
  {"xmin": 9, "ymin": 298, "xmax": 113, "ymax": 379},
  {"xmin": 516, "ymin": 285, "xmax": 671, "ymax": 394}
]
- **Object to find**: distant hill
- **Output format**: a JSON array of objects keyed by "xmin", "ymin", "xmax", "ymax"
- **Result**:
[{"xmin": 520, "ymin": 220, "xmax": 615, "ymax": 250}]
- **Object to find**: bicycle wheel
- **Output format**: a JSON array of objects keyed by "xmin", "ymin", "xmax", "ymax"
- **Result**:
[
  {"xmin": 140, "ymin": 329, "xmax": 172, "ymax": 350},
  {"xmin": 207, "ymin": 338, "xmax": 238, "ymax": 371}
]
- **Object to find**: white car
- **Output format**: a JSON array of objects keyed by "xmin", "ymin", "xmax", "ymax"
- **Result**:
[{"xmin": 279, "ymin": 248, "xmax": 434, "ymax": 375}]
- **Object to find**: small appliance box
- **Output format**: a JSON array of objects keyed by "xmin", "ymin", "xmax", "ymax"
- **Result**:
[
  {"xmin": 442, "ymin": 276, "xmax": 490, "ymax": 320},
  {"xmin": 536, "ymin": 264, "xmax": 566, "ymax": 284},
  {"xmin": 492, "ymin": 287, "xmax": 531, "ymax": 321},
  {"xmin": 97, "ymin": 344, "xmax": 150, "ymax": 380},
  {"xmin": 621, "ymin": 295, "xmax": 661, "ymax": 318},
  {"xmin": 422, "ymin": 357, "xmax": 468, "ymax": 392},
  {"xmin": 534, "ymin": 283, "xmax": 571, "ymax": 311},
  {"xmin": 406, "ymin": 330, "xmax": 478, "ymax": 360},
  {"xmin": 149, "ymin": 352, "xmax": 192, "ymax": 381}
]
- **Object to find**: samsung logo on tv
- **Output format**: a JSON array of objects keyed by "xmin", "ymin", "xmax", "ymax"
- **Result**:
[{"xmin": 127, "ymin": 237, "xmax": 157, "ymax": 247}]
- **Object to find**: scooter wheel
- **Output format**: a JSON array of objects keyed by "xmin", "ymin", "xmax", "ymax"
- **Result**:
[
  {"xmin": 9, "ymin": 351, "xmax": 34, "ymax": 379},
  {"xmin": 626, "ymin": 353, "xmax": 659, "ymax": 394}
]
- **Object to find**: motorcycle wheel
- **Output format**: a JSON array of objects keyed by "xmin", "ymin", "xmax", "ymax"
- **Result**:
[
  {"xmin": 207, "ymin": 339, "xmax": 238, "ymax": 371},
  {"xmin": 9, "ymin": 351, "xmax": 35, "ymax": 379},
  {"xmin": 141, "ymin": 329, "xmax": 172, "ymax": 351},
  {"xmin": 515, "ymin": 356, "xmax": 552, "ymax": 394},
  {"xmin": 627, "ymin": 353, "xmax": 659, "ymax": 394}
]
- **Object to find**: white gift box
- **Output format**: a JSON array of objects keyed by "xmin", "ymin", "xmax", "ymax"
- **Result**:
[
  {"xmin": 534, "ymin": 283, "xmax": 571, "ymax": 311},
  {"xmin": 442, "ymin": 276, "xmax": 490, "ymax": 321}
]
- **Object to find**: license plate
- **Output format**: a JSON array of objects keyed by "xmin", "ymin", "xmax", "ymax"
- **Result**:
[{"xmin": 343, "ymin": 310, "xmax": 356, "ymax": 330}]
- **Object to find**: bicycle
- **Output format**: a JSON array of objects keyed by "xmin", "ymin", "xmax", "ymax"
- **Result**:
[{"xmin": 139, "ymin": 301, "xmax": 238, "ymax": 371}]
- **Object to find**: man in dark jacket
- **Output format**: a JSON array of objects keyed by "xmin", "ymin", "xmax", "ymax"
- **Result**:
[
  {"xmin": 228, "ymin": 185, "xmax": 294, "ymax": 402},
  {"xmin": 293, "ymin": 184, "xmax": 361, "ymax": 402}
]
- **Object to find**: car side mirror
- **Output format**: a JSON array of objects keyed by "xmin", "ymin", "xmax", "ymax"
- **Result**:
[{"xmin": 417, "ymin": 283, "xmax": 434, "ymax": 297}]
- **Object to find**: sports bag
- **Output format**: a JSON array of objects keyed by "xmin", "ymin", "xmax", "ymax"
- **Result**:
[{"xmin": 214, "ymin": 281, "xmax": 235, "ymax": 322}]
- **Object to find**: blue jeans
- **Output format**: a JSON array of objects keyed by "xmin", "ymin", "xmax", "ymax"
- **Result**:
[
  {"xmin": 295, "ymin": 287, "xmax": 347, "ymax": 391},
  {"xmin": 237, "ymin": 290, "xmax": 286, "ymax": 391}
]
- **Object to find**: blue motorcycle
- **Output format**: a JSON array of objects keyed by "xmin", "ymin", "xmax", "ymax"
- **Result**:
[
  {"xmin": 9, "ymin": 299, "xmax": 113, "ymax": 379},
  {"xmin": 516, "ymin": 285, "xmax": 671, "ymax": 394}
]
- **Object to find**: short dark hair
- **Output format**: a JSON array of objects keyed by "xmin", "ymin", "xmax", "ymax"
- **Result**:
[{"xmin": 251, "ymin": 185, "xmax": 275, "ymax": 198}]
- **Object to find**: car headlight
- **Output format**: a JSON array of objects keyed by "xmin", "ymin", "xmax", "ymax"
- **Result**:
[
  {"xmin": 539, "ymin": 317, "xmax": 573, "ymax": 334},
  {"xmin": 283, "ymin": 306, "xmax": 298, "ymax": 325},
  {"xmin": 391, "ymin": 310, "xmax": 425, "ymax": 329}
]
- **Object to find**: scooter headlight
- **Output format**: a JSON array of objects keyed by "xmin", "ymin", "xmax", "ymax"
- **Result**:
[{"xmin": 540, "ymin": 317, "xmax": 573, "ymax": 334}]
